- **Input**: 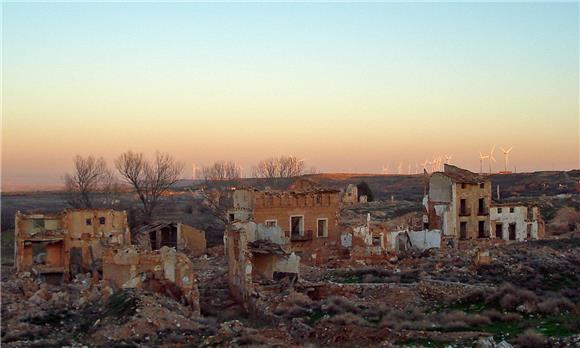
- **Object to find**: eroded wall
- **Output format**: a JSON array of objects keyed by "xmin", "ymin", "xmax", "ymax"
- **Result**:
[{"xmin": 103, "ymin": 246, "xmax": 200, "ymax": 315}]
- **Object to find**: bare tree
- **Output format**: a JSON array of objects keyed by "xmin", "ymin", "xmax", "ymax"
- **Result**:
[
  {"xmin": 115, "ymin": 151, "xmax": 184, "ymax": 219},
  {"xmin": 253, "ymin": 155, "xmax": 305, "ymax": 179},
  {"xmin": 201, "ymin": 161, "xmax": 240, "ymax": 181},
  {"xmin": 64, "ymin": 155, "xmax": 110, "ymax": 208}
]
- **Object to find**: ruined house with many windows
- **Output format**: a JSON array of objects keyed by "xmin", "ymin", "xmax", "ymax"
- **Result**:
[
  {"xmin": 426, "ymin": 164, "xmax": 492, "ymax": 241},
  {"xmin": 426, "ymin": 164, "xmax": 544, "ymax": 244},
  {"xmin": 227, "ymin": 180, "xmax": 342, "ymax": 264},
  {"xmin": 490, "ymin": 204, "xmax": 545, "ymax": 241},
  {"xmin": 14, "ymin": 209, "xmax": 131, "ymax": 282}
]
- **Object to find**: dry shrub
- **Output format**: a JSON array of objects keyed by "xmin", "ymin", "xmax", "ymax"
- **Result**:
[
  {"xmin": 439, "ymin": 311, "xmax": 490, "ymax": 329},
  {"xmin": 482, "ymin": 309, "xmax": 503, "ymax": 322},
  {"xmin": 325, "ymin": 296, "xmax": 360, "ymax": 314},
  {"xmin": 515, "ymin": 329, "xmax": 546, "ymax": 348},
  {"xmin": 499, "ymin": 293, "xmax": 519, "ymax": 310},
  {"xmin": 537, "ymin": 297, "xmax": 576, "ymax": 315},
  {"xmin": 323, "ymin": 313, "xmax": 367, "ymax": 326},
  {"xmin": 461, "ymin": 288, "xmax": 486, "ymax": 304},
  {"xmin": 502, "ymin": 312, "xmax": 522, "ymax": 322},
  {"xmin": 286, "ymin": 292, "xmax": 313, "ymax": 308},
  {"xmin": 362, "ymin": 274, "xmax": 376, "ymax": 283}
]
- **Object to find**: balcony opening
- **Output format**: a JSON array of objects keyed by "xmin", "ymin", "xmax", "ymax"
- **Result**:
[
  {"xmin": 291, "ymin": 216, "xmax": 304, "ymax": 237},
  {"xmin": 478, "ymin": 221, "xmax": 486, "ymax": 238}
]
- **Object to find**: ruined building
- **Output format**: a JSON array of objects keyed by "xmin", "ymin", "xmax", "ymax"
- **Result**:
[
  {"xmin": 224, "ymin": 221, "xmax": 299, "ymax": 311},
  {"xmin": 426, "ymin": 165, "xmax": 544, "ymax": 243},
  {"xmin": 227, "ymin": 183, "xmax": 341, "ymax": 264},
  {"xmin": 426, "ymin": 164, "xmax": 492, "ymax": 240},
  {"xmin": 15, "ymin": 209, "xmax": 130, "ymax": 282},
  {"xmin": 102, "ymin": 245, "xmax": 200, "ymax": 315},
  {"xmin": 490, "ymin": 204, "xmax": 545, "ymax": 241},
  {"xmin": 134, "ymin": 222, "xmax": 207, "ymax": 257}
]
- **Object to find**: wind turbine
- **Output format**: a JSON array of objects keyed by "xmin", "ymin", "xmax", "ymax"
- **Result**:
[
  {"xmin": 479, "ymin": 152, "xmax": 489, "ymax": 174},
  {"xmin": 488, "ymin": 145, "xmax": 496, "ymax": 174},
  {"xmin": 444, "ymin": 154, "xmax": 453, "ymax": 165},
  {"xmin": 500, "ymin": 147, "xmax": 513, "ymax": 172},
  {"xmin": 382, "ymin": 163, "xmax": 389, "ymax": 175},
  {"xmin": 421, "ymin": 160, "xmax": 430, "ymax": 173}
]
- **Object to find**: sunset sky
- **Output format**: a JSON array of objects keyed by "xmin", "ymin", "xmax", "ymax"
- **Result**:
[{"xmin": 2, "ymin": 2, "xmax": 579, "ymax": 188}]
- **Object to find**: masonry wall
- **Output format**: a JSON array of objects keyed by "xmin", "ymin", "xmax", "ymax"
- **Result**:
[
  {"xmin": 103, "ymin": 246, "xmax": 200, "ymax": 315},
  {"xmin": 490, "ymin": 206, "xmax": 544, "ymax": 241},
  {"xmin": 224, "ymin": 228, "xmax": 254, "ymax": 310},
  {"xmin": 453, "ymin": 182, "xmax": 491, "ymax": 240},
  {"xmin": 179, "ymin": 224, "xmax": 207, "ymax": 256}
]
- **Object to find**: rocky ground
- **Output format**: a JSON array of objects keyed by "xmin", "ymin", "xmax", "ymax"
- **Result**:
[{"xmin": 2, "ymin": 237, "xmax": 580, "ymax": 347}]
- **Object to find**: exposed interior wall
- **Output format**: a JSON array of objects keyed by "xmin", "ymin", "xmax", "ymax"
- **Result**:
[
  {"xmin": 179, "ymin": 223, "xmax": 207, "ymax": 256},
  {"xmin": 224, "ymin": 228, "xmax": 254, "ymax": 309},
  {"xmin": 15, "ymin": 209, "xmax": 131, "ymax": 280},
  {"xmin": 103, "ymin": 246, "xmax": 200, "ymax": 315}
]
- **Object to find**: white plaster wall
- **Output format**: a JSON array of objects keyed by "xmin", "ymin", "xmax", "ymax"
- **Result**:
[
  {"xmin": 408, "ymin": 230, "xmax": 441, "ymax": 249},
  {"xmin": 490, "ymin": 206, "xmax": 528, "ymax": 241},
  {"xmin": 429, "ymin": 174, "xmax": 453, "ymax": 203}
]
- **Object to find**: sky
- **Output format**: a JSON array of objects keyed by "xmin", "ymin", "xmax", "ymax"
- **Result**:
[{"xmin": 2, "ymin": 2, "xmax": 579, "ymax": 188}]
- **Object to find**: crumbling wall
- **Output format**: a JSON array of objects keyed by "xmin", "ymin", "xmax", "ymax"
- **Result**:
[
  {"xmin": 224, "ymin": 228, "xmax": 254, "ymax": 309},
  {"xmin": 490, "ymin": 205, "xmax": 544, "ymax": 241},
  {"xmin": 15, "ymin": 209, "xmax": 131, "ymax": 281},
  {"xmin": 179, "ymin": 223, "xmax": 207, "ymax": 256},
  {"xmin": 102, "ymin": 246, "xmax": 200, "ymax": 315}
]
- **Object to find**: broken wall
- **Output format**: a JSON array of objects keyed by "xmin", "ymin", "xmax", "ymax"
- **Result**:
[
  {"xmin": 179, "ymin": 223, "xmax": 207, "ymax": 256},
  {"xmin": 102, "ymin": 246, "xmax": 200, "ymax": 315}
]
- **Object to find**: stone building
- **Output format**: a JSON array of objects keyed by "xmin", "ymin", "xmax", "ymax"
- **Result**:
[
  {"xmin": 226, "ymin": 183, "xmax": 341, "ymax": 264},
  {"xmin": 102, "ymin": 245, "xmax": 200, "ymax": 314},
  {"xmin": 14, "ymin": 209, "xmax": 130, "ymax": 282},
  {"xmin": 224, "ymin": 221, "xmax": 299, "ymax": 311},
  {"xmin": 426, "ymin": 164, "xmax": 492, "ymax": 241},
  {"xmin": 490, "ymin": 204, "xmax": 545, "ymax": 241},
  {"xmin": 134, "ymin": 222, "xmax": 207, "ymax": 257}
]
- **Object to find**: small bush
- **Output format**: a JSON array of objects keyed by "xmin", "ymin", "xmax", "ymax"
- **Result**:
[
  {"xmin": 537, "ymin": 297, "xmax": 576, "ymax": 315},
  {"xmin": 499, "ymin": 293, "xmax": 519, "ymax": 310},
  {"xmin": 502, "ymin": 312, "xmax": 522, "ymax": 322},
  {"xmin": 482, "ymin": 309, "xmax": 503, "ymax": 322},
  {"xmin": 324, "ymin": 313, "xmax": 368, "ymax": 326},
  {"xmin": 515, "ymin": 329, "xmax": 546, "ymax": 348},
  {"xmin": 325, "ymin": 296, "xmax": 360, "ymax": 314}
]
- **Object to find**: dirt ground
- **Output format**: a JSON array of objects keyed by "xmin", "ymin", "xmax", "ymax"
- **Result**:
[{"xmin": 2, "ymin": 226, "xmax": 579, "ymax": 347}]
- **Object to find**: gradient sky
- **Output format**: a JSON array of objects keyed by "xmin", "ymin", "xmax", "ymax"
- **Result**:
[{"xmin": 2, "ymin": 2, "xmax": 579, "ymax": 186}]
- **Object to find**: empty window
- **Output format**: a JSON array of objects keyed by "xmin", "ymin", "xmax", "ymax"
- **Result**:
[
  {"xmin": 495, "ymin": 223, "xmax": 503, "ymax": 239},
  {"xmin": 508, "ymin": 223, "xmax": 516, "ymax": 240},
  {"xmin": 317, "ymin": 218, "xmax": 328, "ymax": 238},
  {"xmin": 478, "ymin": 221, "xmax": 486, "ymax": 238},
  {"xmin": 509, "ymin": 207, "xmax": 514, "ymax": 213},
  {"xmin": 85, "ymin": 218, "xmax": 92, "ymax": 226},
  {"xmin": 99, "ymin": 217, "xmax": 106, "ymax": 225},
  {"xmin": 460, "ymin": 199, "xmax": 468, "ymax": 215},
  {"xmin": 497, "ymin": 208, "xmax": 502, "ymax": 214},
  {"xmin": 33, "ymin": 219, "xmax": 45, "ymax": 230},
  {"xmin": 461, "ymin": 183, "xmax": 466, "ymax": 189},
  {"xmin": 229, "ymin": 213, "xmax": 235, "ymax": 222},
  {"xmin": 290, "ymin": 216, "xmax": 304, "ymax": 236},
  {"xmin": 480, "ymin": 183, "xmax": 485, "ymax": 188},
  {"xmin": 478, "ymin": 198, "xmax": 485, "ymax": 214},
  {"xmin": 460, "ymin": 222, "xmax": 467, "ymax": 239},
  {"xmin": 265, "ymin": 220, "xmax": 277, "ymax": 227}
]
